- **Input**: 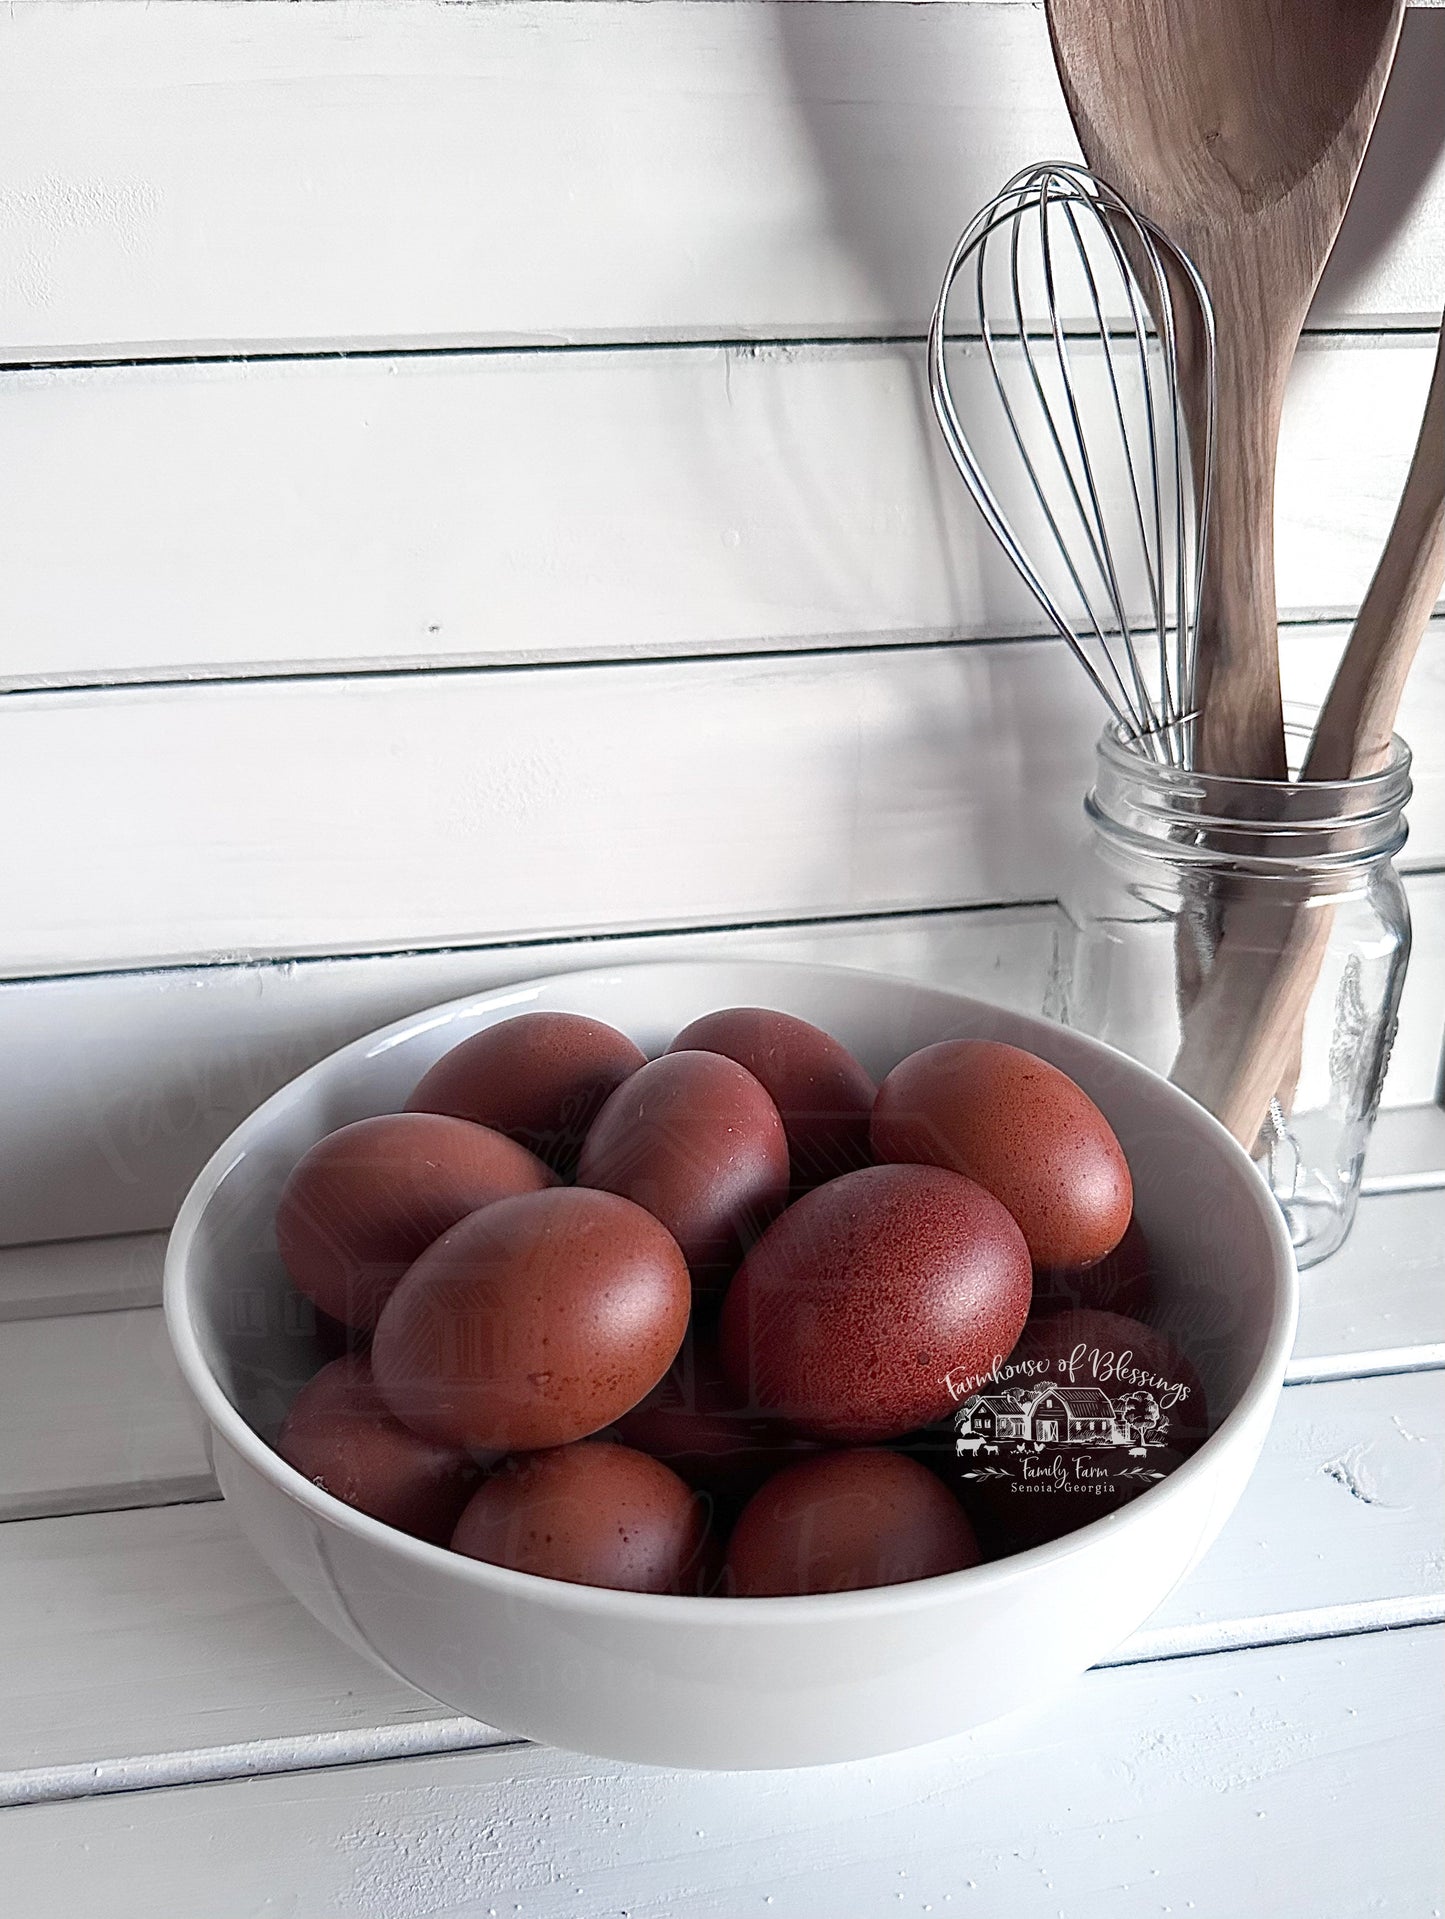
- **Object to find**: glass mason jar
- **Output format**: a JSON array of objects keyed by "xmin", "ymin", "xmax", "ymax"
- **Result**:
[{"xmin": 1047, "ymin": 716, "xmax": 1412, "ymax": 1268}]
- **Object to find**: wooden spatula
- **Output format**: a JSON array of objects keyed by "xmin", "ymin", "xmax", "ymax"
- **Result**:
[
  {"xmin": 1170, "ymin": 328, "xmax": 1441, "ymax": 1149},
  {"xmin": 1045, "ymin": 0, "xmax": 1405, "ymax": 781},
  {"xmin": 1302, "ymin": 323, "xmax": 1445, "ymax": 782}
]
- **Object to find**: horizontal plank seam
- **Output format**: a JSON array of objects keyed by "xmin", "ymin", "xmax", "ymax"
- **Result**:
[
  {"xmin": 5, "ymin": 611, "xmax": 1441, "ymax": 706},
  {"xmin": 0, "ymin": 1493, "xmax": 222, "ymax": 1535},
  {"xmin": 4, "ymin": 323, "xmax": 1438, "ymax": 380},
  {"xmin": 0, "ymin": 1483, "xmax": 220, "ymax": 1528},
  {"xmin": 1095, "ymin": 1595, "xmax": 1445, "ymax": 1670},
  {"xmin": 2, "ymin": 1611, "xmax": 1437, "ymax": 1814},
  {"xmin": 1284, "ymin": 1348, "xmax": 1445, "ymax": 1385},
  {"xmin": 0, "ymin": 894, "xmax": 1060, "ymax": 992}
]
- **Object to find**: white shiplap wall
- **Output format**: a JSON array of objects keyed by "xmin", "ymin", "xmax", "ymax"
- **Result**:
[{"xmin": 1, "ymin": 0, "xmax": 1443, "ymax": 1249}]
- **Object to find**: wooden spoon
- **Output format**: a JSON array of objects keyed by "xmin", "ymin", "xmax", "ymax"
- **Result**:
[
  {"xmin": 1302, "ymin": 322, "xmax": 1445, "ymax": 781},
  {"xmin": 1045, "ymin": 0, "xmax": 1405, "ymax": 781}
]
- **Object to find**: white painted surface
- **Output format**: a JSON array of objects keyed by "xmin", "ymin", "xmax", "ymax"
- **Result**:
[
  {"xmin": 1288, "ymin": 1187, "xmax": 1445, "ymax": 1380},
  {"xmin": 0, "ymin": 1233, "xmax": 167, "ymax": 1321},
  {"xmin": 0, "ymin": 3, "xmax": 1440, "ymax": 362},
  {"xmin": 1363, "ymin": 1102, "xmax": 1445, "ymax": 1191},
  {"xmin": 2, "ymin": 1627, "xmax": 1439, "ymax": 1918},
  {"xmin": 1, "ymin": 339, "xmax": 1437, "ymax": 687},
  {"xmin": 0, "ymin": 1307, "xmax": 211, "ymax": 1521},
  {"xmin": 1, "ymin": 1365, "xmax": 1438, "ymax": 1804},
  {"xmin": 3, "ymin": 626, "xmax": 1442, "ymax": 982}
]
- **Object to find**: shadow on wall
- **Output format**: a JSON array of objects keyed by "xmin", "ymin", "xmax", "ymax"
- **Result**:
[
  {"xmin": 772, "ymin": 5, "xmax": 1445, "ymax": 335},
  {"xmin": 1316, "ymin": 9, "xmax": 1445, "ymax": 320}
]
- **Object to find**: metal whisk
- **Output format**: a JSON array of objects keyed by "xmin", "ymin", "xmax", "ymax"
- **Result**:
[{"xmin": 927, "ymin": 163, "xmax": 1216, "ymax": 767}]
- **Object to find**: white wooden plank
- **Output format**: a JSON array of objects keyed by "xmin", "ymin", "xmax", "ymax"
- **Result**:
[
  {"xmin": 1364, "ymin": 1103, "xmax": 1445, "ymax": 1192},
  {"xmin": 4, "ymin": 628, "xmax": 1444, "ymax": 982},
  {"xmin": 0, "ymin": 1308, "xmax": 211, "ymax": 1522},
  {"xmin": 1, "ymin": 339, "xmax": 1436, "ymax": 687},
  {"xmin": 0, "ymin": 873, "xmax": 1437, "ymax": 1250},
  {"xmin": 0, "ymin": 645, "xmax": 1098, "ymax": 975},
  {"xmin": 1289, "ymin": 1189, "xmax": 1445, "ymax": 1381},
  {"xmin": 0, "ymin": 3, "xmax": 1439, "ymax": 363},
  {"xmin": 0, "ymin": 902, "xmax": 1055, "ymax": 1244},
  {"xmin": 0, "ymin": 1234, "xmax": 166, "ymax": 1323},
  {"xmin": 0, "ymin": 1626, "xmax": 1437, "ymax": 1917},
  {"xmin": 1, "ymin": 1367, "xmax": 1438, "ymax": 1804}
]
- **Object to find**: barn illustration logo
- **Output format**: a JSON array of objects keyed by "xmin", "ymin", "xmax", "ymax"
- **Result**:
[{"xmin": 948, "ymin": 1349, "xmax": 1182, "ymax": 1493}]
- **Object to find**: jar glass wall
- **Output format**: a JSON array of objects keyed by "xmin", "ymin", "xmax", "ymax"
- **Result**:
[{"xmin": 1047, "ymin": 717, "xmax": 1412, "ymax": 1268}]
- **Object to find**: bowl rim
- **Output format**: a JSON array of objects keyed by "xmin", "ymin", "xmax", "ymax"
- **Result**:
[{"xmin": 164, "ymin": 955, "xmax": 1299, "ymax": 1623}]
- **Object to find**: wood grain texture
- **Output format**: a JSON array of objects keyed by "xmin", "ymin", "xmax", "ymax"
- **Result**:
[
  {"xmin": 0, "ymin": 337, "xmax": 1436, "ymax": 688},
  {"xmin": 0, "ymin": 1363, "xmax": 1438, "ymax": 1805},
  {"xmin": 1048, "ymin": 0, "xmax": 1405, "ymax": 782},
  {"xmin": 1, "ymin": 3, "xmax": 1441, "ymax": 363},
  {"xmin": 1, "ymin": 1626, "xmax": 1437, "ymax": 1916}
]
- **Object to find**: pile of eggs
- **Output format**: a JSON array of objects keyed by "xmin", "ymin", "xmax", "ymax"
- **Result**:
[{"xmin": 273, "ymin": 1007, "xmax": 1207, "ymax": 1597}]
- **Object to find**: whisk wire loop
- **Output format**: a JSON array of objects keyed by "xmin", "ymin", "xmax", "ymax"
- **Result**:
[{"xmin": 928, "ymin": 163, "xmax": 1217, "ymax": 768}]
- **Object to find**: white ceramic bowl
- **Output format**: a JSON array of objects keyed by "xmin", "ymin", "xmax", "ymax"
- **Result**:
[{"xmin": 165, "ymin": 959, "xmax": 1297, "ymax": 1770}]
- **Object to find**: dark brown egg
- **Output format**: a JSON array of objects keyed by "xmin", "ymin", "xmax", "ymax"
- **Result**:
[
  {"xmin": 871, "ymin": 1038, "xmax": 1132, "ymax": 1269},
  {"xmin": 405, "ymin": 1011, "xmax": 646, "ymax": 1175},
  {"xmin": 276, "ymin": 1352, "xmax": 480, "ymax": 1545},
  {"xmin": 371, "ymin": 1187, "xmax": 690, "ymax": 1453},
  {"xmin": 667, "ymin": 1007, "xmax": 876, "ymax": 1188},
  {"xmin": 614, "ymin": 1324, "xmax": 823, "ymax": 1503},
  {"xmin": 726, "ymin": 1449, "xmax": 981, "ymax": 1596},
  {"xmin": 718, "ymin": 1162, "xmax": 1032, "ymax": 1444},
  {"xmin": 450, "ymin": 1440, "xmax": 711, "ymax": 1594},
  {"xmin": 577, "ymin": 1051, "xmax": 790, "ymax": 1299},
  {"xmin": 1032, "ymin": 1214, "xmax": 1154, "ymax": 1320},
  {"xmin": 274, "ymin": 1112, "xmax": 556, "ymax": 1331}
]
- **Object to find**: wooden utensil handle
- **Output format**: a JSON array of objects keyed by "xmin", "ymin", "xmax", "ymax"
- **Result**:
[
  {"xmin": 1303, "ymin": 325, "xmax": 1445, "ymax": 783},
  {"xmin": 1191, "ymin": 332, "xmax": 1291, "ymax": 783}
]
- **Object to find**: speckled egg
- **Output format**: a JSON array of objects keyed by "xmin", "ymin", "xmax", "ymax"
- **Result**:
[
  {"xmin": 667, "ymin": 1007, "xmax": 876, "ymax": 1188},
  {"xmin": 371, "ymin": 1187, "xmax": 690, "ymax": 1453},
  {"xmin": 718, "ymin": 1162, "xmax": 1032, "ymax": 1443},
  {"xmin": 276, "ymin": 1352, "xmax": 481, "ymax": 1545},
  {"xmin": 450, "ymin": 1440, "xmax": 712, "ymax": 1593},
  {"xmin": 577, "ymin": 1050, "xmax": 791, "ymax": 1299},
  {"xmin": 871, "ymin": 1039, "xmax": 1132, "ymax": 1269},
  {"xmin": 726, "ymin": 1449, "xmax": 981, "ymax": 1596},
  {"xmin": 406, "ymin": 1011, "xmax": 646, "ymax": 1175},
  {"xmin": 614, "ymin": 1324, "xmax": 823, "ymax": 1503},
  {"xmin": 274, "ymin": 1112, "xmax": 556, "ymax": 1331}
]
